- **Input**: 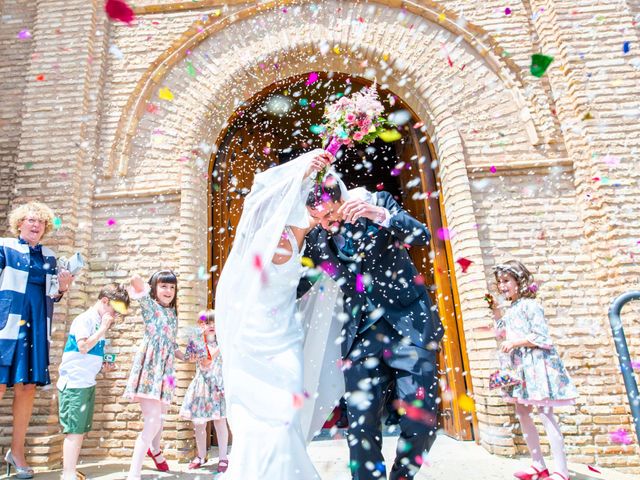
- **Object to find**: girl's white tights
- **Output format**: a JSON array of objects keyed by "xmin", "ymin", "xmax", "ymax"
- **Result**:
[
  {"xmin": 194, "ymin": 419, "xmax": 229, "ymax": 460},
  {"xmin": 515, "ymin": 403, "xmax": 569, "ymax": 477},
  {"xmin": 128, "ymin": 398, "xmax": 166, "ymax": 479}
]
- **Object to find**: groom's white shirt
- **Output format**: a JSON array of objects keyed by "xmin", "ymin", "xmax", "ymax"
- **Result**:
[{"xmin": 347, "ymin": 187, "xmax": 392, "ymax": 227}]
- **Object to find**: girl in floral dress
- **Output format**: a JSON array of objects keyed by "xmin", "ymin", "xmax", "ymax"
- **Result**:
[
  {"xmin": 490, "ymin": 260, "xmax": 578, "ymax": 480},
  {"xmin": 124, "ymin": 271, "xmax": 190, "ymax": 480},
  {"xmin": 179, "ymin": 310, "xmax": 229, "ymax": 473}
]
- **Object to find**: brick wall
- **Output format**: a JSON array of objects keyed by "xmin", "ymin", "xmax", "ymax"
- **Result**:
[{"xmin": 0, "ymin": 0, "xmax": 638, "ymax": 474}]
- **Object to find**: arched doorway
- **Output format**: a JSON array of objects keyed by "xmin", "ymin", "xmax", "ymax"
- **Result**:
[{"xmin": 208, "ymin": 72, "xmax": 476, "ymax": 441}]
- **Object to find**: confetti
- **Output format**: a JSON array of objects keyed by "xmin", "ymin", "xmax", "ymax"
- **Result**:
[
  {"xmin": 292, "ymin": 393, "xmax": 304, "ymax": 409},
  {"xmin": 158, "ymin": 87, "xmax": 174, "ymax": 101},
  {"xmin": 623, "ymin": 41, "xmax": 631, "ymax": 54},
  {"xmin": 378, "ymin": 129, "xmax": 402, "ymax": 142},
  {"xmin": 186, "ymin": 61, "xmax": 196, "ymax": 78},
  {"xmin": 164, "ymin": 375, "xmax": 176, "ymax": 389},
  {"xmin": 306, "ymin": 72, "xmax": 319, "ymax": 85},
  {"xmin": 490, "ymin": 165, "xmax": 497, "ymax": 173},
  {"xmin": 393, "ymin": 400, "xmax": 437, "ymax": 426},
  {"xmin": 110, "ymin": 300, "xmax": 128, "ymax": 315},
  {"xmin": 609, "ymin": 428, "xmax": 632, "ymax": 445},
  {"xmin": 530, "ymin": 53, "xmax": 554, "ymax": 77},
  {"xmin": 587, "ymin": 465, "xmax": 601, "ymax": 474},
  {"xmin": 505, "ymin": 7, "xmax": 512, "ymax": 15},
  {"xmin": 105, "ymin": 0, "xmax": 135, "ymax": 25},
  {"xmin": 582, "ymin": 111, "xmax": 594, "ymax": 120},
  {"xmin": 300, "ymin": 257, "xmax": 314, "ymax": 268},
  {"xmin": 456, "ymin": 257, "xmax": 473, "ymax": 273},
  {"xmin": 458, "ymin": 393, "xmax": 475, "ymax": 412},
  {"xmin": 53, "ymin": 217, "xmax": 62, "ymax": 229},
  {"xmin": 355, "ymin": 274, "xmax": 365, "ymax": 293},
  {"xmin": 107, "ymin": 218, "xmax": 116, "ymax": 226},
  {"xmin": 414, "ymin": 274, "xmax": 425, "ymax": 285},
  {"xmin": 35, "ymin": 74, "xmax": 45, "ymax": 81},
  {"xmin": 437, "ymin": 228, "xmax": 453, "ymax": 241},
  {"xmin": 17, "ymin": 30, "xmax": 31, "ymax": 40}
]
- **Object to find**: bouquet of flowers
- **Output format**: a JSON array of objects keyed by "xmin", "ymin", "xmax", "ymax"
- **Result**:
[{"xmin": 316, "ymin": 85, "xmax": 392, "ymax": 181}]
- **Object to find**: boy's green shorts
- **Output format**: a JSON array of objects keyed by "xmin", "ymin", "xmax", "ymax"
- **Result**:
[{"xmin": 58, "ymin": 386, "xmax": 96, "ymax": 434}]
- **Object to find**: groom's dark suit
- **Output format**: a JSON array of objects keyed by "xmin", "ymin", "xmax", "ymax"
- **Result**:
[{"xmin": 298, "ymin": 191, "xmax": 443, "ymax": 480}]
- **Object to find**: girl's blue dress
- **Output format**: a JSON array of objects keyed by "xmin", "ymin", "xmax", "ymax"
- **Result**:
[{"xmin": 0, "ymin": 239, "xmax": 51, "ymax": 386}]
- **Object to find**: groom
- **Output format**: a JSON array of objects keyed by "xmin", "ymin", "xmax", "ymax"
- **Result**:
[{"xmin": 299, "ymin": 181, "xmax": 444, "ymax": 480}]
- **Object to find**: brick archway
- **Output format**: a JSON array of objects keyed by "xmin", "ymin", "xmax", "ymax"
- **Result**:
[{"xmin": 101, "ymin": 0, "xmax": 558, "ymax": 455}]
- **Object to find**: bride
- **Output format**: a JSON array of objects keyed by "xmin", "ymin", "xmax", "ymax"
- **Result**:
[{"xmin": 215, "ymin": 149, "xmax": 345, "ymax": 479}]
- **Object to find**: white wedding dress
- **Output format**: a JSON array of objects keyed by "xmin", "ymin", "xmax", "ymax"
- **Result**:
[{"xmin": 215, "ymin": 150, "xmax": 345, "ymax": 479}]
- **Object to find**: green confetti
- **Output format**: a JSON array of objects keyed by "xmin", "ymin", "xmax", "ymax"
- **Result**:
[
  {"xmin": 530, "ymin": 53, "xmax": 553, "ymax": 78},
  {"xmin": 186, "ymin": 61, "xmax": 196, "ymax": 78},
  {"xmin": 25, "ymin": 162, "xmax": 33, "ymax": 169},
  {"xmin": 309, "ymin": 124, "xmax": 325, "ymax": 135},
  {"xmin": 298, "ymin": 98, "xmax": 308, "ymax": 107},
  {"xmin": 53, "ymin": 217, "xmax": 62, "ymax": 229}
]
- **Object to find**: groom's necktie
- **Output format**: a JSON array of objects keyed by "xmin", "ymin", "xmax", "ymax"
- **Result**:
[{"xmin": 339, "ymin": 223, "xmax": 357, "ymax": 258}]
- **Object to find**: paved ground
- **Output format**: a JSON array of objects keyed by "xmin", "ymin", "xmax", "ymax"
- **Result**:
[{"xmin": 34, "ymin": 434, "xmax": 634, "ymax": 480}]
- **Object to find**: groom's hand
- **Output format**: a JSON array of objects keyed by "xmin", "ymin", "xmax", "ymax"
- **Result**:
[
  {"xmin": 339, "ymin": 198, "xmax": 387, "ymax": 224},
  {"xmin": 305, "ymin": 152, "xmax": 334, "ymax": 178}
]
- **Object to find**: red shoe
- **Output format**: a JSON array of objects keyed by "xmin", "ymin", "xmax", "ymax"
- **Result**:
[
  {"xmin": 188, "ymin": 456, "xmax": 206, "ymax": 469},
  {"xmin": 514, "ymin": 466, "xmax": 549, "ymax": 480},
  {"xmin": 147, "ymin": 448, "xmax": 169, "ymax": 472},
  {"xmin": 217, "ymin": 459, "xmax": 229, "ymax": 473}
]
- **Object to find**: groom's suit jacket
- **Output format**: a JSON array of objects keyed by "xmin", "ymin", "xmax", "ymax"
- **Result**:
[{"xmin": 298, "ymin": 191, "xmax": 443, "ymax": 358}]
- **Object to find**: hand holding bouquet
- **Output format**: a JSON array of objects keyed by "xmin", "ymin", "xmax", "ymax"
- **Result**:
[{"xmin": 316, "ymin": 85, "xmax": 392, "ymax": 182}]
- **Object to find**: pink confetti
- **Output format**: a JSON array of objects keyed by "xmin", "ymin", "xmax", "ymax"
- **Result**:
[
  {"xmin": 631, "ymin": 360, "xmax": 640, "ymax": 370},
  {"xmin": 306, "ymin": 72, "xmax": 319, "ymax": 85},
  {"xmin": 610, "ymin": 428, "xmax": 632, "ymax": 445},
  {"xmin": 18, "ymin": 30, "xmax": 31, "ymax": 40},
  {"xmin": 164, "ymin": 375, "xmax": 176, "ymax": 389},
  {"xmin": 105, "ymin": 0, "xmax": 135, "ymax": 25},
  {"xmin": 292, "ymin": 393, "xmax": 304, "ymax": 409},
  {"xmin": 588, "ymin": 465, "xmax": 601, "ymax": 474},
  {"xmin": 355, "ymin": 274, "xmax": 365, "ymax": 293},
  {"xmin": 107, "ymin": 218, "xmax": 116, "ymax": 227},
  {"xmin": 414, "ymin": 274, "xmax": 425, "ymax": 285},
  {"xmin": 437, "ymin": 228, "xmax": 454, "ymax": 241},
  {"xmin": 490, "ymin": 165, "xmax": 497, "ymax": 173},
  {"xmin": 320, "ymin": 261, "xmax": 337, "ymax": 276},
  {"xmin": 505, "ymin": 8, "xmax": 512, "ymax": 15}
]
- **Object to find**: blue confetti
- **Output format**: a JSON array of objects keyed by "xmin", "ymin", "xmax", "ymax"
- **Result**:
[{"xmin": 623, "ymin": 41, "xmax": 630, "ymax": 54}]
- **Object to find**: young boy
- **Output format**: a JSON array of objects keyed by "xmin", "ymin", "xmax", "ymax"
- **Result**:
[{"xmin": 57, "ymin": 283, "xmax": 130, "ymax": 480}]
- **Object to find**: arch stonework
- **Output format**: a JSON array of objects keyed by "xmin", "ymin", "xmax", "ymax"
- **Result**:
[{"xmin": 97, "ymin": 0, "xmax": 570, "ymax": 455}]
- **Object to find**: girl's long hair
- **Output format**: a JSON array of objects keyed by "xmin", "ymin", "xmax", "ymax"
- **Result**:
[
  {"xmin": 493, "ymin": 260, "xmax": 537, "ymax": 299},
  {"xmin": 148, "ymin": 270, "xmax": 179, "ymax": 310}
]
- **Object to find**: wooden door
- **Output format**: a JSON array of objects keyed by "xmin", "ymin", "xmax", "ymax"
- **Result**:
[{"xmin": 395, "ymin": 133, "xmax": 476, "ymax": 441}]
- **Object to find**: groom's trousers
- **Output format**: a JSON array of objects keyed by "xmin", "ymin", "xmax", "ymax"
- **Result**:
[{"xmin": 344, "ymin": 319, "xmax": 438, "ymax": 480}]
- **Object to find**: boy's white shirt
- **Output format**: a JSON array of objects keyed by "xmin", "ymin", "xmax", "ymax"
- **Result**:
[{"xmin": 57, "ymin": 306, "xmax": 106, "ymax": 390}]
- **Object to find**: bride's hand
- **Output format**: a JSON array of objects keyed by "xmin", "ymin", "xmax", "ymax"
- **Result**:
[{"xmin": 305, "ymin": 152, "xmax": 334, "ymax": 178}]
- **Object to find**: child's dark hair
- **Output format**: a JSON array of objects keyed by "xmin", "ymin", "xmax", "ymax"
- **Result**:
[
  {"xmin": 149, "ymin": 270, "xmax": 179, "ymax": 310},
  {"xmin": 306, "ymin": 177, "xmax": 342, "ymax": 208},
  {"xmin": 98, "ymin": 283, "xmax": 131, "ymax": 310},
  {"xmin": 198, "ymin": 309, "xmax": 215, "ymax": 324},
  {"xmin": 494, "ymin": 260, "xmax": 537, "ymax": 299}
]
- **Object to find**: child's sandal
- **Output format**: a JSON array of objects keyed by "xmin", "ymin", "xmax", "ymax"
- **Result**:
[
  {"xmin": 217, "ymin": 459, "xmax": 229, "ymax": 473},
  {"xmin": 188, "ymin": 456, "xmax": 206, "ymax": 469}
]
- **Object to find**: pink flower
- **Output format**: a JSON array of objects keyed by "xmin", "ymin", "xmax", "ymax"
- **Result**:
[
  {"xmin": 353, "ymin": 131, "xmax": 365, "ymax": 141},
  {"xmin": 345, "ymin": 113, "xmax": 356, "ymax": 123}
]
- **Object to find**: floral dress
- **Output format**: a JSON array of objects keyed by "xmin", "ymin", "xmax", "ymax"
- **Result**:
[
  {"xmin": 124, "ymin": 289, "xmax": 178, "ymax": 405},
  {"xmin": 179, "ymin": 336, "xmax": 226, "ymax": 423},
  {"xmin": 499, "ymin": 298, "xmax": 578, "ymax": 406}
]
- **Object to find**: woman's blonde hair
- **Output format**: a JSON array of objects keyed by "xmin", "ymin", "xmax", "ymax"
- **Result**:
[
  {"xmin": 493, "ymin": 260, "xmax": 538, "ymax": 299},
  {"xmin": 8, "ymin": 202, "xmax": 56, "ymax": 238}
]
